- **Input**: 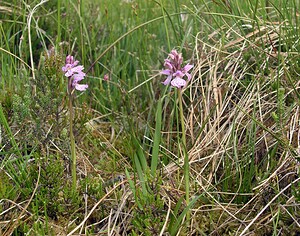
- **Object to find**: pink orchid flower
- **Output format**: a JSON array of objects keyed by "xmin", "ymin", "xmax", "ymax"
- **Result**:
[
  {"xmin": 161, "ymin": 50, "xmax": 193, "ymax": 88},
  {"xmin": 62, "ymin": 55, "xmax": 88, "ymax": 91}
]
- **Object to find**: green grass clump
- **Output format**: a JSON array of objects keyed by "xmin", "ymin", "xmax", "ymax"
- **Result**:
[{"xmin": 0, "ymin": 0, "xmax": 300, "ymax": 235}]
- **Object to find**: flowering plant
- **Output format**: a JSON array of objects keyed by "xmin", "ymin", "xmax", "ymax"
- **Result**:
[
  {"xmin": 62, "ymin": 55, "xmax": 88, "ymax": 91},
  {"xmin": 161, "ymin": 50, "xmax": 193, "ymax": 88},
  {"xmin": 160, "ymin": 49, "xmax": 193, "ymax": 220},
  {"xmin": 62, "ymin": 54, "xmax": 87, "ymax": 193}
]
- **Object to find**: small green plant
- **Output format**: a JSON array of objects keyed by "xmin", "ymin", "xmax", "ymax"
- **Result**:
[
  {"xmin": 130, "ymin": 173, "xmax": 166, "ymax": 235},
  {"xmin": 160, "ymin": 49, "xmax": 193, "ymax": 221},
  {"xmin": 62, "ymin": 54, "xmax": 88, "ymax": 193}
]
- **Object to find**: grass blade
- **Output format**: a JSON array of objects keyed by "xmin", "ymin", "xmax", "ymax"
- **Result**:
[{"xmin": 150, "ymin": 99, "xmax": 162, "ymax": 176}]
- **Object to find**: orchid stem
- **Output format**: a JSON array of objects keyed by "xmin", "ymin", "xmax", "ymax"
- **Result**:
[
  {"xmin": 178, "ymin": 89, "xmax": 186, "ymax": 147},
  {"xmin": 178, "ymin": 89, "xmax": 190, "ymax": 222},
  {"xmin": 69, "ymin": 91, "xmax": 76, "ymax": 193}
]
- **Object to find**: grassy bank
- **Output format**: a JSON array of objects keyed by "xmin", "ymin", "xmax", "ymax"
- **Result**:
[{"xmin": 0, "ymin": 0, "xmax": 300, "ymax": 235}]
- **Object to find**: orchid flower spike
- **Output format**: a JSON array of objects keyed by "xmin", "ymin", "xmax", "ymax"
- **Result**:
[
  {"xmin": 62, "ymin": 55, "xmax": 88, "ymax": 91},
  {"xmin": 161, "ymin": 49, "xmax": 193, "ymax": 89}
]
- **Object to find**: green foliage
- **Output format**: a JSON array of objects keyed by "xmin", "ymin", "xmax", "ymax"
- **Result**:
[
  {"xmin": 34, "ymin": 50, "xmax": 66, "ymax": 129},
  {"xmin": 12, "ymin": 89, "xmax": 32, "ymax": 123},
  {"xmin": 130, "ymin": 172, "xmax": 166, "ymax": 235},
  {"xmin": 168, "ymin": 195, "xmax": 200, "ymax": 236},
  {"xmin": 1, "ymin": 0, "xmax": 300, "ymax": 235},
  {"xmin": 29, "ymin": 155, "xmax": 68, "ymax": 220},
  {"xmin": 0, "ymin": 170, "xmax": 17, "ymax": 200}
]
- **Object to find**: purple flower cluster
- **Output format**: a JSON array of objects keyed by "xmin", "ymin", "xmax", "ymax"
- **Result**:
[
  {"xmin": 62, "ymin": 55, "xmax": 88, "ymax": 91},
  {"xmin": 161, "ymin": 50, "xmax": 193, "ymax": 88}
]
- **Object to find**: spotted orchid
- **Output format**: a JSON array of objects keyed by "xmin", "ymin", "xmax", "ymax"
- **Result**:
[
  {"xmin": 161, "ymin": 50, "xmax": 193, "ymax": 88},
  {"xmin": 62, "ymin": 55, "xmax": 88, "ymax": 91}
]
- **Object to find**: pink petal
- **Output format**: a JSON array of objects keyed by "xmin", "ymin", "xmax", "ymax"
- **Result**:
[
  {"xmin": 62, "ymin": 66, "xmax": 67, "ymax": 72},
  {"xmin": 62, "ymin": 64, "xmax": 72, "ymax": 72},
  {"xmin": 66, "ymin": 55, "xmax": 74, "ymax": 64},
  {"xmin": 65, "ymin": 70, "xmax": 73, "ymax": 77},
  {"xmin": 71, "ymin": 65, "xmax": 84, "ymax": 73},
  {"xmin": 73, "ymin": 74, "xmax": 85, "ymax": 83},
  {"xmin": 103, "ymin": 74, "xmax": 109, "ymax": 81},
  {"xmin": 183, "ymin": 64, "xmax": 193, "ymax": 73},
  {"xmin": 161, "ymin": 69, "xmax": 171, "ymax": 75},
  {"xmin": 162, "ymin": 75, "xmax": 172, "ymax": 85},
  {"xmin": 76, "ymin": 71, "xmax": 86, "ymax": 77},
  {"xmin": 173, "ymin": 70, "xmax": 184, "ymax": 78},
  {"xmin": 168, "ymin": 53, "xmax": 175, "ymax": 60},
  {"xmin": 75, "ymin": 84, "xmax": 88, "ymax": 91},
  {"xmin": 164, "ymin": 60, "xmax": 173, "ymax": 70},
  {"xmin": 177, "ymin": 54, "xmax": 183, "ymax": 65},
  {"xmin": 171, "ymin": 77, "xmax": 186, "ymax": 88},
  {"xmin": 73, "ymin": 60, "xmax": 79, "ymax": 66},
  {"xmin": 169, "ymin": 50, "xmax": 178, "ymax": 59},
  {"xmin": 185, "ymin": 72, "xmax": 192, "ymax": 81}
]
